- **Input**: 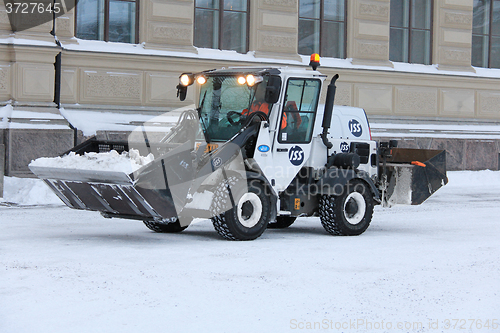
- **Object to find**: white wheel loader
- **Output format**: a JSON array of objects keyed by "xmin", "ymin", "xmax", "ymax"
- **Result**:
[{"xmin": 30, "ymin": 56, "xmax": 448, "ymax": 240}]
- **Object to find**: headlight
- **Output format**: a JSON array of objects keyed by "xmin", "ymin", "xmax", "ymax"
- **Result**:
[
  {"xmin": 196, "ymin": 76, "xmax": 207, "ymax": 85},
  {"xmin": 237, "ymin": 76, "xmax": 246, "ymax": 85},
  {"xmin": 246, "ymin": 75, "xmax": 263, "ymax": 87},
  {"xmin": 179, "ymin": 73, "xmax": 194, "ymax": 86}
]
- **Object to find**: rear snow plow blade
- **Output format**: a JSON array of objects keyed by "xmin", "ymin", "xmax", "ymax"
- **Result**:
[{"xmin": 382, "ymin": 148, "xmax": 448, "ymax": 206}]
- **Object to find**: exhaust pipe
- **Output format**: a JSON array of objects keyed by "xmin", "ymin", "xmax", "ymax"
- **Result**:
[{"xmin": 321, "ymin": 74, "xmax": 339, "ymax": 149}]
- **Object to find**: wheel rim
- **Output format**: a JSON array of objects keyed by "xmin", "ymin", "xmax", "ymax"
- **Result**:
[
  {"xmin": 343, "ymin": 192, "xmax": 366, "ymax": 225},
  {"xmin": 237, "ymin": 192, "xmax": 262, "ymax": 228}
]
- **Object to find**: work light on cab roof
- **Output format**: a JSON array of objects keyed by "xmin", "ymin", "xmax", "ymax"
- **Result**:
[
  {"xmin": 246, "ymin": 74, "xmax": 263, "ymax": 86},
  {"xmin": 196, "ymin": 76, "xmax": 207, "ymax": 85},
  {"xmin": 237, "ymin": 76, "xmax": 246, "ymax": 85},
  {"xmin": 179, "ymin": 73, "xmax": 194, "ymax": 87},
  {"xmin": 309, "ymin": 53, "xmax": 320, "ymax": 70}
]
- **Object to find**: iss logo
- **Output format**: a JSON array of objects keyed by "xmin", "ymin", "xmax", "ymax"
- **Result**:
[
  {"xmin": 348, "ymin": 119, "xmax": 362, "ymax": 137},
  {"xmin": 340, "ymin": 142, "xmax": 350, "ymax": 153},
  {"xmin": 289, "ymin": 146, "xmax": 304, "ymax": 166},
  {"xmin": 212, "ymin": 157, "xmax": 223, "ymax": 168}
]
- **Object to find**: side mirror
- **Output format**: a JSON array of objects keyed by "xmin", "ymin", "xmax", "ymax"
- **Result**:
[
  {"xmin": 265, "ymin": 76, "xmax": 281, "ymax": 104},
  {"xmin": 177, "ymin": 85, "xmax": 187, "ymax": 101}
]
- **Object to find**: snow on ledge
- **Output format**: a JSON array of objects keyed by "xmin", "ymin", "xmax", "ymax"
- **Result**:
[
  {"xmin": 58, "ymin": 38, "xmax": 500, "ymax": 79},
  {"xmin": 59, "ymin": 108, "xmax": 179, "ymax": 136},
  {"xmin": 3, "ymin": 36, "xmax": 500, "ymax": 79},
  {"xmin": 370, "ymin": 122, "xmax": 500, "ymax": 139},
  {"xmin": 0, "ymin": 37, "xmax": 57, "ymax": 47}
]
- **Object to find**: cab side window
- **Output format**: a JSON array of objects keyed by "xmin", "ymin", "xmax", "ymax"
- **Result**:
[{"xmin": 279, "ymin": 79, "xmax": 321, "ymax": 143}]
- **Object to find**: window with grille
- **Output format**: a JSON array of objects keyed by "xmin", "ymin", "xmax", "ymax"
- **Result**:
[
  {"xmin": 194, "ymin": 0, "xmax": 249, "ymax": 54},
  {"xmin": 298, "ymin": 0, "xmax": 347, "ymax": 59},
  {"xmin": 75, "ymin": 0, "xmax": 139, "ymax": 44},
  {"xmin": 472, "ymin": 0, "xmax": 500, "ymax": 68},
  {"xmin": 389, "ymin": 0, "xmax": 433, "ymax": 65}
]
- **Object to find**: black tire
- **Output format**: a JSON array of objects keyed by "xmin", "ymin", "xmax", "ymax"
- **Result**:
[
  {"xmin": 211, "ymin": 176, "xmax": 271, "ymax": 240},
  {"xmin": 319, "ymin": 179, "xmax": 374, "ymax": 236},
  {"xmin": 143, "ymin": 218, "xmax": 188, "ymax": 233},
  {"xmin": 267, "ymin": 216, "xmax": 296, "ymax": 229}
]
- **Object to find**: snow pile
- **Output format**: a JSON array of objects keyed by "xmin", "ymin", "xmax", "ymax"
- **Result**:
[
  {"xmin": 29, "ymin": 149, "xmax": 154, "ymax": 174},
  {"xmin": 1, "ymin": 177, "xmax": 62, "ymax": 206},
  {"xmin": 0, "ymin": 104, "xmax": 13, "ymax": 129}
]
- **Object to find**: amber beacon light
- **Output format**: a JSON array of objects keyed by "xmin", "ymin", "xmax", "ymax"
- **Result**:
[{"xmin": 309, "ymin": 53, "xmax": 320, "ymax": 70}]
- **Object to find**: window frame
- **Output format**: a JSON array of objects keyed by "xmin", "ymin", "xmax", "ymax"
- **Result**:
[
  {"xmin": 389, "ymin": 0, "xmax": 434, "ymax": 65},
  {"xmin": 277, "ymin": 77, "xmax": 322, "ymax": 145},
  {"xmin": 298, "ymin": 0, "xmax": 348, "ymax": 59},
  {"xmin": 75, "ymin": 0, "xmax": 140, "ymax": 44},
  {"xmin": 193, "ymin": 0, "xmax": 250, "ymax": 53},
  {"xmin": 472, "ymin": 0, "xmax": 499, "ymax": 68}
]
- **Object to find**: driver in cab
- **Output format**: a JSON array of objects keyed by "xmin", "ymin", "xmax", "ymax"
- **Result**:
[{"xmin": 242, "ymin": 89, "xmax": 300, "ymax": 131}]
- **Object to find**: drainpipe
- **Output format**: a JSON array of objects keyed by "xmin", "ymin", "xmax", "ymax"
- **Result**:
[{"xmin": 52, "ymin": 4, "xmax": 77, "ymax": 147}]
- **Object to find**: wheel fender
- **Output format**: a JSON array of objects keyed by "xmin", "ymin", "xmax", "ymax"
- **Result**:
[
  {"xmin": 318, "ymin": 168, "xmax": 380, "ymax": 200},
  {"xmin": 245, "ymin": 171, "xmax": 278, "ymax": 223},
  {"xmin": 356, "ymin": 171, "xmax": 380, "ymax": 201}
]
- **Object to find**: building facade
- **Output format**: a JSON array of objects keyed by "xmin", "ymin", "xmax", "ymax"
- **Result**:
[{"xmin": 0, "ymin": 0, "xmax": 500, "ymax": 178}]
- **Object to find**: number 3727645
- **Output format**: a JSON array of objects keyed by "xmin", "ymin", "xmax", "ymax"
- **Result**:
[{"xmin": 5, "ymin": 2, "xmax": 61, "ymax": 14}]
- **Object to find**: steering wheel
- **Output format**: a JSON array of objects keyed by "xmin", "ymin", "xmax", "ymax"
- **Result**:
[{"xmin": 227, "ymin": 111, "xmax": 245, "ymax": 125}]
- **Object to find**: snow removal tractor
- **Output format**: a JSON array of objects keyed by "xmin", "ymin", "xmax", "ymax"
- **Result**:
[{"xmin": 30, "ymin": 55, "xmax": 448, "ymax": 240}]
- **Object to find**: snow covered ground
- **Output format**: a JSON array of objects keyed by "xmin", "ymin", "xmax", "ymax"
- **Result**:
[{"xmin": 1, "ymin": 171, "xmax": 499, "ymax": 333}]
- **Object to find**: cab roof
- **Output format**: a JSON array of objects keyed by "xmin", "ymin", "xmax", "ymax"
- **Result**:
[{"xmin": 203, "ymin": 67, "xmax": 326, "ymax": 78}]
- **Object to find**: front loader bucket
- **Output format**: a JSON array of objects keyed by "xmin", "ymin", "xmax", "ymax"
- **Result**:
[
  {"xmin": 29, "ymin": 164, "xmax": 178, "ymax": 221},
  {"xmin": 28, "ymin": 140, "xmax": 198, "ymax": 221},
  {"xmin": 382, "ymin": 148, "xmax": 448, "ymax": 206}
]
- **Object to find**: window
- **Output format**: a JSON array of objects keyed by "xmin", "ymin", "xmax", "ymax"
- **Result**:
[
  {"xmin": 472, "ymin": 0, "xmax": 500, "ymax": 68},
  {"xmin": 298, "ymin": 0, "xmax": 347, "ymax": 58},
  {"xmin": 194, "ymin": 0, "xmax": 249, "ymax": 53},
  {"xmin": 390, "ymin": 0, "xmax": 433, "ymax": 65},
  {"xmin": 76, "ymin": 0, "xmax": 139, "ymax": 44},
  {"xmin": 278, "ymin": 79, "xmax": 321, "ymax": 144},
  {"xmin": 197, "ymin": 75, "xmax": 271, "ymax": 142}
]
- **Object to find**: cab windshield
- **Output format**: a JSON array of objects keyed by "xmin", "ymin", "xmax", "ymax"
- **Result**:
[{"xmin": 197, "ymin": 75, "xmax": 268, "ymax": 142}]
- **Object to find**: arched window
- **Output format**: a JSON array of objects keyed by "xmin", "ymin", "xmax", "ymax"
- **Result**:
[
  {"xmin": 194, "ymin": 0, "xmax": 249, "ymax": 54},
  {"xmin": 298, "ymin": 0, "xmax": 347, "ymax": 58}
]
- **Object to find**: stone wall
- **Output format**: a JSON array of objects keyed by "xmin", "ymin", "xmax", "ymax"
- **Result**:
[
  {"xmin": 0, "ymin": 140, "xmax": 4, "ymax": 197},
  {"xmin": 4, "ymin": 129, "xmax": 74, "ymax": 176}
]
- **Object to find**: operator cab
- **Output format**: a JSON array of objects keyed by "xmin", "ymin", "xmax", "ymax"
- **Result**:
[
  {"xmin": 177, "ymin": 68, "xmax": 281, "ymax": 142},
  {"xmin": 177, "ymin": 66, "xmax": 324, "ymax": 149}
]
